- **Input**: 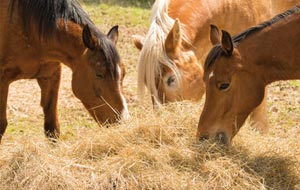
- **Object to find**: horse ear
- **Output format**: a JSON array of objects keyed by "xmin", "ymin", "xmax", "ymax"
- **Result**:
[
  {"xmin": 82, "ymin": 24, "xmax": 97, "ymax": 50},
  {"xmin": 221, "ymin": 30, "xmax": 234, "ymax": 55},
  {"xmin": 210, "ymin": 24, "xmax": 221, "ymax": 45},
  {"xmin": 107, "ymin": 25, "xmax": 119, "ymax": 45},
  {"xmin": 165, "ymin": 18, "xmax": 182, "ymax": 56},
  {"xmin": 132, "ymin": 35, "xmax": 144, "ymax": 51}
]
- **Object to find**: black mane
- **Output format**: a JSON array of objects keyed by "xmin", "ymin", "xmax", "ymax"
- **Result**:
[
  {"xmin": 8, "ymin": 0, "xmax": 119, "ymax": 78},
  {"xmin": 204, "ymin": 5, "xmax": 300, "ymax": 70},
  {"xmin": 9, "ymin": 0, "xmax": 96, "ymax": 40}
]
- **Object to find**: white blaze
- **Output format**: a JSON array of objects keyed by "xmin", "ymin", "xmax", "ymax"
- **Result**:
[
  {"xmin": 209, "ymin": 71, "xmax": 214, "ymax": 79},
  {"xmin": 117, "ymin": 66, "xmax": 129, "ymax": 120}
]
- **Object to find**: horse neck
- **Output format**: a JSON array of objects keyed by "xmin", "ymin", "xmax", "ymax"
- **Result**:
[
  {"xmin": 238, "ymin": 14, "xmax": 300, "ymax": 85},
  {"xmin": 168, "ymin": 0, "xmax": 209, "ymax": 55},
  {"xmin": 271, "ymin": 0, "xmax": 300, "ymax": 14},
  {"xmin": 39, "ymin": 20, "xmax": 87, "ymax": 70},
  {"xmin": 171, "ymin": 0, "xmax": 272, "ymax": 60}
]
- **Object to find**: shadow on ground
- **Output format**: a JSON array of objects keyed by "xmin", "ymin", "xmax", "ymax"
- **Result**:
[
  {"xmin": 231, "ymin": 145, "xmax": 299, "ymax": 190},
  {"xmin": 193, "ymin": 144, "xmax": 300, "ymax": 190},
  {"xmin": 247, "ymin": 155, "xmax": 299, "ymax": 190}
]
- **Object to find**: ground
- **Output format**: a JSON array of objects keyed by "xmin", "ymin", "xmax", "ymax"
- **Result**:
[{"xmin": 0, "ymin": 1, "xmax": 299, "ymax": 190}]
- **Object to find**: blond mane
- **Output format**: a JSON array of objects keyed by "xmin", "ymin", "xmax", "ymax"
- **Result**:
[{"xmin": 137, "ymin": 0, "xmax": 188, "ymax": 103}]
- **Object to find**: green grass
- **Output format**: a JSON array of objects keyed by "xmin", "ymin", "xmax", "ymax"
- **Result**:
[
  {"xmin": 81, "ymin": 0, "xmax": 154, "ymax": 8},
  {"xmin": 83, "ymin": 3, "xmax": 151, "ymax": 27},
  {"xmin": 288, "ymin": 80, "xmax": 300, "ymax": 88}
]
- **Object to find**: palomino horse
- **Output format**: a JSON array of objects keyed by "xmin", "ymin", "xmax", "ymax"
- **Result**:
[
  {"xmin": 133, "ymin": 0, "xmax": 274, "ymax": 132},
  {"xmin": 0, "ymin": 0, "xmax": 129, "ymax": 142},
  {"xmin": 272, "ymin": 0, "xmax": 300, "ymax": 13},
  {"xmin": 197, "ymin": 6, "xmax": 300, "ymax": 145}
]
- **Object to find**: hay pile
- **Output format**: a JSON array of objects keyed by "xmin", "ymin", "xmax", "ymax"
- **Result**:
[{"xmin": 0, "ymin": 98, "xmax": 299, "ymax": 189}]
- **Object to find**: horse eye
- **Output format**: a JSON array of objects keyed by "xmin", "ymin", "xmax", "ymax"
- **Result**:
[
  {"xmin": 217, "ymin": 83, "xmax": 230, "ymax": 91},
  {"xmin": 167, "ymin": 75, "xmax": 176, "ymax": 87},
  {"xmin": 96, "ymin": 74, "xmax": 104, "ymax": 79}
]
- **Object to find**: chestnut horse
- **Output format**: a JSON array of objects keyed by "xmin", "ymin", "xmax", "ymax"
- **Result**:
[
  {"xmin": 0, "ymin": 0, "xmax": 129, "ymax": 142},
  {"xmin": 133, "ymin": 0, "xmax": 274, "ymax": 132},
  {"xmin": 197, "ymin": 6, "xmax": 300, "ymax": 145}
]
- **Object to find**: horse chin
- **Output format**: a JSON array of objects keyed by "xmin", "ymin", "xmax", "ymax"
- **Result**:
[
  {"xmin": 199, "ymin": 133, "xmax": 232, "ymax": 146},
  {"xmin": 164, "ymin": 94, "xmax": 182, "ymax": 103},
  {"xmin": 197, "ymin": 121, "xmax": 235, "ymax": 146},
  {"xmin": 80, "ymin": 101, "xmax": 119, "ymax": 124},
  {"xmin": 89, "ymin": 110, "xmax": 119, "ymax": 124}
]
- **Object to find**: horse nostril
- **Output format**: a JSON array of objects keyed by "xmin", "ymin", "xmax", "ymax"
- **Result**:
[
  {"xmin": 216, "ymin": 132, "xmax": 227, "ymax": 144},
  {"xmin": 199, "ymin": 135, "xmax": 209, "ymax": 141}
]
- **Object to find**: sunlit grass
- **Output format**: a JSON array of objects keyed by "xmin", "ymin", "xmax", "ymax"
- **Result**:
[
  {"xmin": 81, "ymin": 0, "xmax": 154, "ymax": 8},
  {"xmin": 82, "ymin": 3, "xmax": 151, "ymax": 27}
]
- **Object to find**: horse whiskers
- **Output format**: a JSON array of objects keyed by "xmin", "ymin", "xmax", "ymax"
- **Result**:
[
  {"xmin": 233, "ymin": 116, "xmax": 238, "ymax": 135},
  {"xmin": 87, "ymin": 97, "xmax": 121, "ymax": 124},
  {"xmin": 92, "ymin": 109, "xmax": 102, "ymax": 126},
  {"xmin": 99, "ymin": 96, "xmax": 120, "ymax": 115},
  {"xmin": 88, "ymin": 103, "xmax": 107, "ymax": 110}
]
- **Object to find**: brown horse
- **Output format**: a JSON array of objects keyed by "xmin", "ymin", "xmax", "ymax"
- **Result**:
[
  {"xmin": 0, "ymin": 0, "xmax": 129, "ymax": 142},
  {"xmin": 197, "ymin": 6, "xmax": 300, "ymax": 145},
  {"xmin": 133, "ymin": 0, "xmax": 275, "ymax": 132}
]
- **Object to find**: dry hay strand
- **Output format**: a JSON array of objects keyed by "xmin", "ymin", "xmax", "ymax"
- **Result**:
[{"xmin": 0, "ymin": 102, "xmax": 299, "ymax": 190}]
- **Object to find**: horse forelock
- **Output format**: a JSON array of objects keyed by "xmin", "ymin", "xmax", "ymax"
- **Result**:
[
  {"xmin": 97, "ymin": 36, "xmax": 120, "ymax": 79},
  {"xmin": 137, "ymin": 0, "xmax": 189, "ymax": 102},
  {"xmin": 204, "ymin": 45, "xmax": 224, "ymax": 72}
]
